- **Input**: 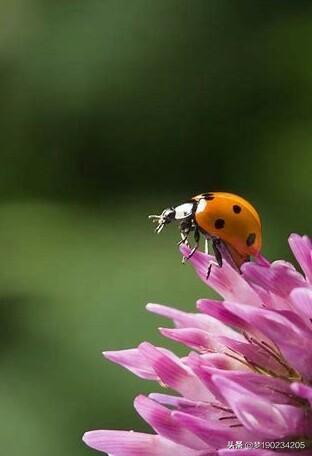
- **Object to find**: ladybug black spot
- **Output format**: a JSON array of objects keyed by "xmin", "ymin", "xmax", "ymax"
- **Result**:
[
  {"xmin": 246, "ymin": 232, "xmax": 256, "ymax": 247},
  {"xmin": 201, "ymin": 193, "xmax": 214, "ymax": 200},
  {"xmin": 233, "ymin": 204, "xmax": 241, "ymax": 214},
  {"xmin": 214, "ymin": 218, "xmax": 225, "ymax": 229}
]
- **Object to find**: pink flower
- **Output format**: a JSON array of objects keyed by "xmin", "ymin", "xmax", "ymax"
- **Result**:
[{"xmin": 83, "ymin": 234, "xmax": 312, "ymax": 455}]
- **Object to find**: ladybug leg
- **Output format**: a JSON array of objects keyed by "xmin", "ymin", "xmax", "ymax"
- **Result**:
[
  {"xmin": 184, "ymin": 225, "xmax": 200, "ymax": 260},
  {"xmin": 217, "ymin": 240, "xmax": 241, "ymax": 272},
  {"xmin": 204, "ymin": 238, "xmax": 209, "ymax": 254},
  {"xmin": 206, "ymin": 238, "xmax": 222, "ymax": 279},
  {"xmin": 177, "ymin": 233, "xmax": 189, "ymax": 247},
  {"xmin": 177, "ymin": 224, "xmax": 191, "ymax": 247},
  {"xmin": 212, "ymin": 238, "xmax": 223, "ymax": 268},
  {"xmin": 206, "ymin": 263, "xmax": 213, "ymax": 279},
  {"xmin": 177, "ymin": 218, "xmax": 194, "ymax": 248}
]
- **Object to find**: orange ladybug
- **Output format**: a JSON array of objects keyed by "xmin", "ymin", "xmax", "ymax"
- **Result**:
[{"xmin": 149, "ymin": 192, "xmax": 262, "ymax": 276}]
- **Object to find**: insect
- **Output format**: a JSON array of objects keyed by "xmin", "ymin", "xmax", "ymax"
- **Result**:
[{"xmin": 149, "ymin": 192, "xmax": 262, "ymax": 277}]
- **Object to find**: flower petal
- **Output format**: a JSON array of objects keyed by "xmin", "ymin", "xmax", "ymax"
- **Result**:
[
  {"xmin": 160, "ymin": 327, "xmax": 239, "ymax": 353},
  {"xmin": 134, "ymin": 395, "xmax": 207, "ymax": 450},
  {"xmin": 197, "ymin": 299, "xmax": 251, "ymax": 332},
  {"xmin": 291, "ymin": 382, "xmax": 312, "ymax": 407},
  {"xmin": 186, "ymin": 351, "xmax": 249, "ymax": 371},
  {"xmin": 217, "ymin": 336, "xmax": 290, "ymax": 377},
  {"xmin": 148, "ymin": 393, "xmax": 225, "ymax": 420},
  {"xmin": 221, "ymin": 300, "xmax": 312, "ymax": 379},
  {"xmin": 103, "ymin": 348, "xmax": 157, "ymax": 380},
  {"xmin": 211, "ymin": 375, "xmax": 305, "ymax": 438},
  {"xmin": 173, "ymin": 411, "xmax": 254, "ymax": 448},
  {"xmin": 186, "ymin": 352, "xmax": 230, "ymax": 403},
  {"xmin": 242, "ymin": 260, "xmax": 307, "ymax": 299},
  {"xmin": 83, "ymin": 430, "xmax": 207, "ymax": 456},
  {"xmin": 190, "ymin": 362, "xmax": 293, "ymax": 405},
  {"xmin": 288, "ymin": 234, "xmax": 312, "ymax": 283},
  {"xmin": 138, "ymin": 342, "xmax": 212, "ymax": 401},
  {"xmin": 219, "ymin": 450, "xmax": 295, "ymax": 456},
  {"xmin": 148, "ymin": 393, "xmax": 196, "ymax": 408},
  {"xmin": 146, "ymin": 303, "xmax": 212, "ymax": 330},
  {"xmin": 180, "ymin": 246, "xmax": 262, "ymax": 306},
  {"xmin": 160, "ymin": 327, "xmax": 216, "ymax": 352},
  {"xmin": 147, "ymin": 303, "xmax": 243, "ymax": 341},
  {"xmin": 197, "ymin": 299, "xmax": 272, "ymax": 344},
  {"xmin": 290, "ymin": 287, "xmax": 312, "ymax": 321}
]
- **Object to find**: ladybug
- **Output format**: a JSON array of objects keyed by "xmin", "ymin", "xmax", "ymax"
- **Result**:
[{"xmin": 149, "ymin": 192, "xmax": 262, "ymax": 276}]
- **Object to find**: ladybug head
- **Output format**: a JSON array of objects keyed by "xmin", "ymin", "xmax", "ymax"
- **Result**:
[
  {"xmin": 149, "ymin": 207, "xmax": 176, "ymax": 233},
  {"xmin": 149, "ymin": 202, "xmax": 194, "ymax": 234}
]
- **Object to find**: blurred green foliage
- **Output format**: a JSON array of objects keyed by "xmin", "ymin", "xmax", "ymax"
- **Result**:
[{"xmin": 0, "ymin": 1, "xmax": 311, "ymax": 455}]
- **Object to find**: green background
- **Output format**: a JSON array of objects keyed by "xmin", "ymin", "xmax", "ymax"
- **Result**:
[{"xmin": 0, "ymin": 1, "xmax": 311, "ymax": 454}]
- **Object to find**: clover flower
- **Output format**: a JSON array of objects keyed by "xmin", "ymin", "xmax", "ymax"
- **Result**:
[{"xmin": 83, "ymin": 234, "xmax": 312, "ymax": 455}]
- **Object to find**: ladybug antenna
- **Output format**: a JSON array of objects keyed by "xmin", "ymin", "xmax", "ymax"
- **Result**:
[{"xmin": 148, "ymin": 207, "xmax": 176, "ymax": 233}]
